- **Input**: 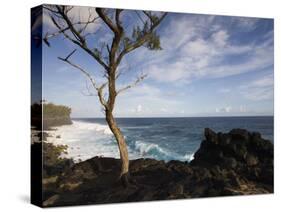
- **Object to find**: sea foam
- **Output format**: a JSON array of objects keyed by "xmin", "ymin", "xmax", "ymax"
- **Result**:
[
  {"xmin": 134, "ymin": 140, "xmax": 194, "ymax": 162},
  {"xmin": 46, "ymin": 120, "xmax": 195, "ymax": 163}
]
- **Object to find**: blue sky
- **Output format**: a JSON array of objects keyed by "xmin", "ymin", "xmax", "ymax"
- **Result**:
[{"xmin": 41, "ymin": 6, "xmax": 274, "ymax": 117}]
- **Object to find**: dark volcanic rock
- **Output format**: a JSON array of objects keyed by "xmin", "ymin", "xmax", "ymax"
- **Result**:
[
  {"xmin": 245, "ymin": 154, "xmax": 258, "ymax": 166},
  {"xmin": 191, "ymin": 128, "xmax": 273, "ymax": 188},
  {"xmin": 43, "ymin": 128, "xmax": 273, "ymax": 207},
  {"xmin": 191, "ymin": 128, "xmax": 272, "ymax": 167}
]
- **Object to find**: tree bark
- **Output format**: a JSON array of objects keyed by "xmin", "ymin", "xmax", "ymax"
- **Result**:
[{"xmin": 105, "ymin": 109, "xmax": 129, "ymax": 186}]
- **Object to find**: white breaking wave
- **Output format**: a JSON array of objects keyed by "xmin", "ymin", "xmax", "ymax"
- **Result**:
[
  {"xmin": 72, "ymin": 120, "xmax": 113, "ymax": 135},
  {"xmin": 46, "ymin": 120, "xmax": 194, "ymax": 163},
  {"xmin": 135, "ymin": 140, "xmax": 168, "ymax": 157},
  {"xmin": 134, "ymin": 140, "xmax": 194, "ymax": 162},
  {"xmin": 46, "ymin": 121, "xmax": 118, "ymax": 162},
  {"xmin": 182, "ymin": 153, "xmax": 194, "ymax": 161}
]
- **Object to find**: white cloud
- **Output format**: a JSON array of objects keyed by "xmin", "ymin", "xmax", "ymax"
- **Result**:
[
  {"xmin": 239, "ymin": 105, "xmax": 247, "ymax": 113},
  {"xmin": 184, "ymin": 38, "xmax": 210, "ymax": 56},
  {"xmin": 251, "ymin": 75, "xmax": 274, "ymax": 87},
  {"xmin": 143, "ymin": 15, "xmax": 273, "ymax": 84},
  {"xmin": 225, "ymin": 106, "xmax": 232, "ymax": 113},
  {"xmin": 211, "ymin": 30, "xmax": 229, "ymax": 47},
  {"xmin": 114, "ymin": 83, "xmax": 187, "ymax": 117},
  {"xmin": 239, "ymin": 73, "xmax": 273, "ymax": 101},
  {"xmin": 232, "ymin": 17, "xmax": 259, "ymax": 32},
  {"xmin": 216, "ymin": 106, "xmax": 232, "ymax": 113},
  {"xmin": 148, "ymin": 62, "xmax": 191, "ymax": 83},
  {"xmin": 241, "ymin": 88, "xmax": 273, "ymax": 101},
  {"xmin": 122, "ymin": 83, "xmax": 161, "ymax": 98},
  {"xmin": 136, "ymin": 104, "xmax": 142, "ymax": 113}
]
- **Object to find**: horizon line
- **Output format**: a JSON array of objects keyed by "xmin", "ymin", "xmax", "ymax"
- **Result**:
[{"xmin": 71, "ymin": 115, "xmax": 274, "ymax": 119}]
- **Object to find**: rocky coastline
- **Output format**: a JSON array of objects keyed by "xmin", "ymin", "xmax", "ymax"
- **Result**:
[{"xmin": 41, "ymin": 128, "xmax": 273, "ymax": 207}]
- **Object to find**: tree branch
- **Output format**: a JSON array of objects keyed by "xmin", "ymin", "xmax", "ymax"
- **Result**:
[
  {"xmin": 116, "ymin": 12, "xmax": 167, "ymax": 66},
  {"xmin": 45, "ymin": 8, "xmax": 167, "ymax": 110},
  {"xmin": 80, "ymin": 79, "xmax": 96, "ymax": 96},
  {"xmin": 56, "ymin": 6, "xmax": 86, "ymax": 44},
  {"xmin": 96, "ymin": 8, "xmax": 124, "ymax": 72},
  {"xmin": 134, "ymin": 11, "xmax": 146, "ymax": 25},
  {"xmin": 46, "ymin": 6, "xmax": 109, "ymax": 71},
  {"xmin": 115, "ymin": 9, "xmax": 124, "ymax": 30},
  {"xmin": 44, "ymin": 15, "xmax": 99, "ymax": 44},
  {"xmin": 97, "ymin": 82, "xmax": 108, "ymax": 108},
  {"xmin": 117, "ymin": 74, "xmax": 147, "ymax": 94},
  {"xmin": 96, "ymin": 8, "xmax": 119, "ymax": 33},
  {"xmin": 57, "ymin": 50, "xmax": 108, "ymax": 108}
]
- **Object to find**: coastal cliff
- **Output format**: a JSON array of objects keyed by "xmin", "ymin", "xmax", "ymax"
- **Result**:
[
  {"xmin": 31, "ymin": 102, "xmax": 72, "ymax": 129},
  {"xmin": 42, "ymin": 128, "xmax": 273, "ymax": 207}
]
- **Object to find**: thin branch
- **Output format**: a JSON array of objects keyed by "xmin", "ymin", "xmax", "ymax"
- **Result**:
[
  {"xmin": 57, "ymin": 50, "xmax": 108, "ymax": 108},
  {"xmin": 97, "ymin": 82, "xmax": 108, "ymax": 107},
  {"xmin": 134, "ymin": 11, "xmax": 146, "ymax": 25},
  {"xmin": 80, "ymin": 89, "xmax": 96, "ymax": 96},
  {"xmin": 58, "ymin": 54, "xmax": 98, "ymax": 90},
  {"xmin": 143, "ymin": 11, "xmax": 153, "ymax": 23},
  {"xmin": 116, "ymin": 12, "xmax": 167, "ymax": 66},
  {"xmin": 65, "ymin": 49, "xmax": 77, "ymax": 60},
  {"xmin": 79, "ymin": 10, "xmax": 100, "ymax": 34},
  {"xmin": 117, "ymin": 74, "xmax": 147, "ymax": 94},
  {"xmin": 96, "ymin": 8, "xmax": 124, "ymax": 71},
  {"xmin": 65, "ymin": 6, "xmax": 74, "ymax": 14},
  {"xmin": 48, "ymin": 7, "xmax": 109, "ymax": 71},
  {"xmin": 115, "ymin": 58, "xmax": 132, "ymax": 80},
  {"xmin": 50, "ymin": 16, "xmax": 81, "ymax": 46},
  {"xmin": 80, "ymin": 79, "xmax": 96, "ymax": 96},
  {"xmin": 44, "ymin": 17, "xmax": 99, "ymax": 42},
  {"xmin": 106, "ymin": 44, "xmax": 111, "ymax": 55},
  {"xmin": 43, "ymin": 5, "xmax": 60, "ymax": 14},
  {"xmin": 56, "ymin": 6, "xmax": 85, "ymax": 44},
  {"xmin": 44, "ymin": 27, "xmax": 70, "ymax": 45}
]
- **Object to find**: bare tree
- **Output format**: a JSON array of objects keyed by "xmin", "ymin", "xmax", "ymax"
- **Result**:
[{"xmin": 44, "ymin": 5, "xmax": 167, "ymax": 186}]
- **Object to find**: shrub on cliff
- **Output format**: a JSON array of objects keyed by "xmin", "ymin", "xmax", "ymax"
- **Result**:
[
  {"xmin": 31, "ymin": 101, "xmax": 72, "ymax": 129},
  {"xmin": 43, "ymin": 142, "xmax": 73, "ymax": 177},
  {"xmin": 43, "ymin": 103, "xmax": 71, "ymax": 118}
]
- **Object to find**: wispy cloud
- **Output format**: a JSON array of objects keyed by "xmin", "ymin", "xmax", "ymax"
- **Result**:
[
  {"xmin": 139, "ymin": 15, "xmax": 273, "ymax": 84},
  {"xmin": 43, "ymin": 9, "xmax": 273, "ymax": 117},
  {"xmin": 239, "ymin": 73, "xmax": 273, "ymax": 101}
]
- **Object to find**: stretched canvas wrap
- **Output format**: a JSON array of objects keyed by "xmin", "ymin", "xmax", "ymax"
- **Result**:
[{"xmin": 31, "ymin": 4, "xmax": 274, "ymax": 207}]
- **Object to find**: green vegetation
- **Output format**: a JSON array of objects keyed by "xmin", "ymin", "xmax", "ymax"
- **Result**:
[
  {"xmin": 43, "ymin": 142, "xmax": 68, "ymax": 166},
  {"xmin": 31, "ymin": 102, "xmax": 71, "ymax": 118},
  {"xmin": 31, "ymin": 101, "xmax": 72, "ymax": 129},
  {"xmin": 43, "ymin": 103, "xmax": 71, "ymax": 118},
  {"xmin": 43, "ymin": 141, "xmax": 73, "ymax": 177}
]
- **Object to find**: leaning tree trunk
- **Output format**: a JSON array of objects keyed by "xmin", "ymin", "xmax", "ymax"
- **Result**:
[{"xmin": 105, "ymin": 109, "xmax": 129, "ymax": 186}]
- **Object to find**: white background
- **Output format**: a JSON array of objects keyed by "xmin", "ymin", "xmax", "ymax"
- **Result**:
[{"xmin": 0, "ymin": 0, "xmax": 280, "ymax": 211}]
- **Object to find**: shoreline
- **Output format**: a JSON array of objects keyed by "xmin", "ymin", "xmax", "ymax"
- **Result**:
[
  {"xmin": 37, "ymin": 116, "xmax": 273, "ymax": 163},
  {"xmin": 41, "ymin": 120, "xmax": 196, "ymax": 163},
  {"xmin": 40, "ymin": 127, "xmax": 273, "ymax": 207}
]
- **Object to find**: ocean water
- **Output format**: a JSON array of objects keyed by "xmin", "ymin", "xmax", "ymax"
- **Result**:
[{"xmin": 47, "ymin": 116, "xmax": 273, "ymax": 162}]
